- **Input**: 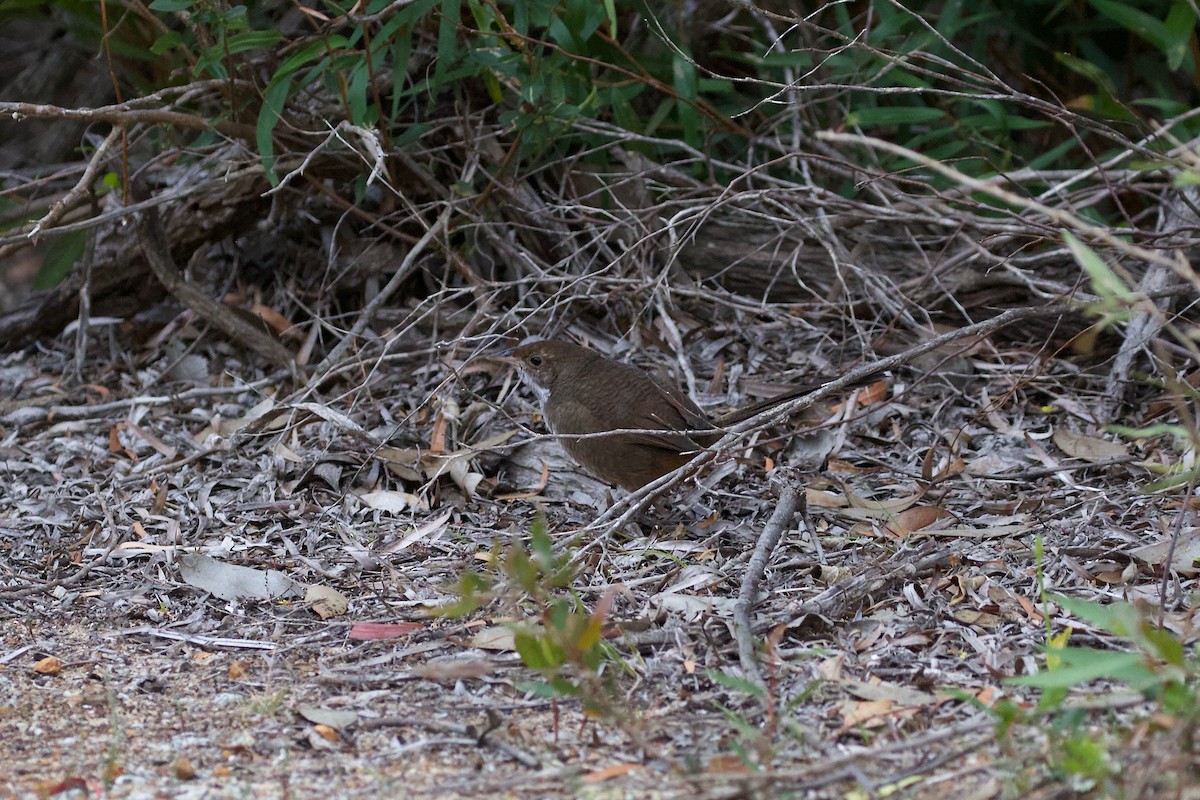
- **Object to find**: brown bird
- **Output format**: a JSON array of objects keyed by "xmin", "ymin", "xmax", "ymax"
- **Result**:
[{"xmin": 502, "ymin": 339, "xmax": 863, "ymax": 490}]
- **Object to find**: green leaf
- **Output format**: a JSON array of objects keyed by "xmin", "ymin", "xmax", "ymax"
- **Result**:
[
  {"xmin": 1163, "ymin": 2, "xmax": 1198, "ymax": 69},
  {"xmin": 348, "ymin": 61, "xmax": 371, "ymax": 126},
  {"xmin": 1063, "ymin": 231, "xmax": 1130, "ymax": 300},
  {"xmin": 390, "ymin": 32, "xmax": 414, "ymax": 118},
  {"xmin": 1059, "ymin": 734, "xmax": 1114, "ymax": 783},
  {"xmin": 514, "ymin": 631, "xmax": 552, "ymax": 668},
  {"xmin": 1132, "ymin": 97, "xmax": 1190, "ymax": 117},
  {"xmin": 433, "ymin": 570, "xmax": 492, "ymax": 617},
  {"xmin": 34, "ymin": 230, "xmax": 87, "ymax": 289},
  {"xmin": 956, "ymin": 113, "xmax": 1049, "ymax": 132},
  {"xmin": 1108, "ymin": 422, "xmax": 1188, "ymax": 440},
  {"xmin": 507, "ymin": 544, "xmax": 538, "ymax": 593},
  {"xmin": 1088, "ymin": 0, "xmax": 1193, "ymax": 67},
  {"xmin": 1159, "ymin": 681, "xmax": 1197, "ymax": 715},
  {"xmin": 713, "ymin": 701, "xmax": 762, "ymax": 739},
  {"xmin": 759, "ymin": 50, "xmax": 814, "ymax": 68},
  {"xmin": 549, "ymin": 10, "xmax": 578, "ymax": 51},
  {"xmin": 1008, "ymin": 649, "xmax": 1150, "ymax": 689},
  {"xmin": 845, "ymin": 106, "xmax": 945, "ymax": 128},
  {"xmin": 1051, "ymin": 593, "xmax": 1138, "ymax": 636},
  {"xmin": 1142, "ymin": 626, "xmax": 1185, "ymax": 666},
  {"xmin": 706, "ymin": 669, "xmax": 766, "ymax": 698},
  {"xmin": 602, "ymin": 0, "xmax": 617, "ymax": 36},
  {"xmin": 548, "ymin": 675, "xmax": 581, "ymax": 697},
  {"xmin": 546, "ymin": 601, "xmax": 572, "ymax": 632},
  {"xmin": 275, "ymin": 37, "xmax": 348, "ymax": 79},
  {"xmin": 466, "ymin": 0, "xmax": 493, "ymax": 30},
  {"xmin": 515, "ymin": 628, "xmax": 566, "ymax": 670},
  {"xmin": 434, "ymin": 0, "xmax": 460, "ymax": 87},
  {"xmin": 148, "ymin": 0, "xmax": 195, "ymax": 10},
  {"xmin": 530, "ymin": 513, "xmax": 554, "ymax": 565},
  {"xmin": 1089, "ymin": 0, "xmax": 1170, "ymax": 51},
  {"xmin": 193, "ymin": 47, "xmax": 229, "ymax": 80},
  {"xmin": 1054, "ymin": 52, "xmax": 1135, "ymax": 121},
  {"xmin": 610, "ymin": 85, "xmax": 642, "ymax": 131},
  {"xmin": 560, "ymin": 0, "xmax": 605, "ymax": 47},
  {"xmin": 1028, "ymin": 137, "xmax": 1080, "ymax": 171},
  {"xmin": 224, "ymin": 29, "xmax": 282, "ymax": 55},
  {"xmin": 150, "ymin": 30, "xmax": 183, "ymax": 56},
  {"xmin": 672, "ymin": 55, "xmax": 700, "ymax": 146},
  {"xmin": 257, "ymin": 73, "xmax": 293, "ymax": 184},
  {"xmin": 514, "ymin": 679, "xmax": 562, "ymax": 698},
  {"xmin": 1144, "ymin": 466, "xmax": 1200, "ymax": 492}
]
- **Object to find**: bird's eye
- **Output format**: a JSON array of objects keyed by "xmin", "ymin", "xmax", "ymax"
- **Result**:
[{"xmin": 528, "ymin": 355, "xmax": 543, "ymax": 367}]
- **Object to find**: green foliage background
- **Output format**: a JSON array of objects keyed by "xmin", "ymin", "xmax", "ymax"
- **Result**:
[{"xmin": 9, "ymin": 0, "xmax": 1197, "ymax": 196}]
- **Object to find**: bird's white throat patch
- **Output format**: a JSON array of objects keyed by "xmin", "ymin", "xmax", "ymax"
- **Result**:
[{"xmin": 518, "ymin": 373, "xmax": 551, "ymax": 409}]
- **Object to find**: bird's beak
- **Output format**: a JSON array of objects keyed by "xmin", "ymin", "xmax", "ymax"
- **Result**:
[
  {"xmin": 490, "ymin": 336, "xmax": 540, "ymax": 366},
  {"xmin": 489, "ymin": 342, "xmax": 521, "ymax": 367}
]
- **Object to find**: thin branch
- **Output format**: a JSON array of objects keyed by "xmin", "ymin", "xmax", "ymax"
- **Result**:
[{"xmin": 733, "ymin": 482, "xmax": 800, "ymax": 685}]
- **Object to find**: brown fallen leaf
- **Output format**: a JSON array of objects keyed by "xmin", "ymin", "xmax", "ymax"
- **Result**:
[
  {"xmin": 470, "ymin": 626, "xmax": 516, "ymax": 651},
  {"xmin": 33, "ymin": 656, "xmax": 61, "ymax": 675},
  {"xmin": 805, "ymin": 488, "xmax": 849, "ymax": 508},
  {"xmin": 313, "ymin": 724, "xmax": 340, "ymax": 743},
  {"xmin": 108, "ymin": 422, "xmax": 136, "ymax": 460},
  {"xmin": 885, "ymin": 505, "xmax": 953, "ymax": 536},
  {"xmin": 1015, "ymin": 594, "xmax": 1044, "ymax": 623},
  {"xmin": 172, "ymin": 757, "xmax": 197, "ymax": 781},
  {"xmin": 839, "ymin": 698, "xmax": 898, "ymax": 729},
  {"xmin": 705, "ymin": 755, "xmax": 752, "ymax": 774},
  {"xmin": 410, "ymin": 659, "xmax": 493, "ymax": 681},
  {"xmin": 843, "ymin": 485, "xmax": 925, "ymax": 515},
  {"xmin": 347, "ymin": 621, "xmax": 423, "ymax": 640},
  {"xmin": 306, "ymin": 584, "xmax": 349, "ymax": 619},
  {"xmin": 583, "ymin": 763, "xmax": 642, "ymax": 783},
  {"xmin": 1052, "ymin": 427, "xmax": 1128, "ymax": 462},
  {"xmin": 1130, "ymin": 530, "xmax": 1200, "ymax": 577},
  {"xmin": 953, "ymin": 609, "xmax": 1002, "ymax": 628}
]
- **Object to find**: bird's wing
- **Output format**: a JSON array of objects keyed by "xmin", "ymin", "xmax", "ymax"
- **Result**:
[
  {"xmin": 548, "ymin": 372, "xmax": 709, "ymax": 455},
  {"xmin": 627, "ymin": 379, "xmax": 714, "ymax": 454}
]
